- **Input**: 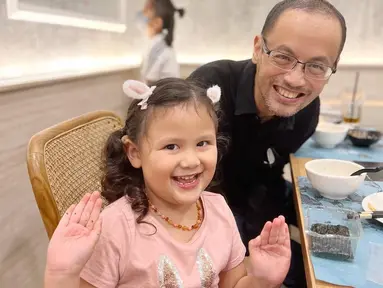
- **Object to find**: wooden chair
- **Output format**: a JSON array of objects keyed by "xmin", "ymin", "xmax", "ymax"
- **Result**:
[{"xmin": 26, "ymin": 110, "xmax": 123, "ymax": 239}]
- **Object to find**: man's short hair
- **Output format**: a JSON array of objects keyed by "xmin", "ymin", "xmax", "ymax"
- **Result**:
[{"xmin": 261, "ymin": 0, "xmax": 347, "ymax": 57}]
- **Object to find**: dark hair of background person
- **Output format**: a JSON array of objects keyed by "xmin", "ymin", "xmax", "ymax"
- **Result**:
[{"xmin": 153, "ymin": 0, "xmax": 185, "ymax": 46}]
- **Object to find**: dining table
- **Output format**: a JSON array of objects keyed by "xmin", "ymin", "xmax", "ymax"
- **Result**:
[{"xmin": 290, "ymin": 136, "xmax": 383, "ymax": 288}]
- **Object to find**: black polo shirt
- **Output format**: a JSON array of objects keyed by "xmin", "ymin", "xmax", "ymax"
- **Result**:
[{"xmin": 187, "ymin": 59, "xmax": 319, "ymax": 235}]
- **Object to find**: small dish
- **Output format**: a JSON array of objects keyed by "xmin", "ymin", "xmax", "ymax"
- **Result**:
[
  {"xmin": 312, "ymin": 122, "xmax": 349, "ymax": 148},
  {"xmin": 348, "ymin": 128, "xmax": 382, "ymax": 147},
  {"xmin": 362, "ymin": 193, "xmax": 383, "ymax": 224}
]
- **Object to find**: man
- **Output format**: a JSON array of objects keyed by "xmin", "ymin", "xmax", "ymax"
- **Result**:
[{"xmin": 187, "ymin": 0, "xmax": 347, "ymax": 286}]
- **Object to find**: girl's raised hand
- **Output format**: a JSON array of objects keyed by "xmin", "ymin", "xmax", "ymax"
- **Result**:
[
  {"xmin": 248, "ymin": 215, "xmax": 291, "ymax": 286},
  {"xmin": 45, "ymin": 191, "xmax": 103, "ymax": 277}
]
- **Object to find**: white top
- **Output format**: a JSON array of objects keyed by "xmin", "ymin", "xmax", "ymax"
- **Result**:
[{"xmin": 140, "ymin": 33, "xmax": 180, "ymax": 84}]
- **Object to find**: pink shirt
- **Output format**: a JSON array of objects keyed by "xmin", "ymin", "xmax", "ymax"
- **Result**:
[{"xmin": 81, "ymin": 192, "xmax": 246, "ymax": 288}]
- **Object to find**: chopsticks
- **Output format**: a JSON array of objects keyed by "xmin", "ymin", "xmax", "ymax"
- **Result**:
[
  {"xmin": 358, "ymin": 202, "xmax": 381, "ymax": 219},
  {"xmin": 359, "ymin": 210, "xmax": 383, "ymax": 219},
  {"xmin": 346, "ymin": 203, "xmax": 382, "ymax": 219}
]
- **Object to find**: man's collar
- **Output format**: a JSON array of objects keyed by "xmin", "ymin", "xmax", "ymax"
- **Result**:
[{"xmin": 234, "ymin": 60, "xmax": 295, "ymax": 130}]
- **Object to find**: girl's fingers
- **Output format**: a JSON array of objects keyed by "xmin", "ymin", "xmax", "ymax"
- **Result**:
[
  {"xmin": 260, "ymin": 221, "xmax": 272, "ymax": 246},
  {"xmin": 284, "ymin": 224, "xmax": 291, "ymax": 249},
  {"xmin": 79, "ymin": 192, "xmax": 100, "ymax": 226},
  {"xmin": 90, "ymin": 218, "xmax": 103, "ymax": 242},
  {"xmin": 86, "ymin": 198, "xmax": 103, "ymax": 230},
  {"xmin": 276, "ymin": 216, "xmax": 287, "ymax": 245},
  {"xmin": 268, "ymin": 217, "xmax": 281, "ymax": 245},
  {"xmin": 69, "ymin": 193, "xmax": 91, "ymax": 224},
  {"xmin": 57, "ymin": 204, "xmax": 76, "ymax": 229}
]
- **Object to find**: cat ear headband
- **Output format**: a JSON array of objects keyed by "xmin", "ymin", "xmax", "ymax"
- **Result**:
[{"xmin": 122, "ymin": 80, "xmax": 221, "ymax": 110}]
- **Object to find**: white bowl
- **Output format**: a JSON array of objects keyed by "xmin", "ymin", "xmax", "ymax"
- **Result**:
[
  {"xmin": 305, "ymin": 159, "xmax": 366, "ymax": 200},
  {"xmin": 311, "ymin": 122, "xmax": 349, "ymax": 148}
]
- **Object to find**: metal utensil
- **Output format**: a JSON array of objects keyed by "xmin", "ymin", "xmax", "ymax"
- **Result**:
[
  {"xmin": 350, "ymin": 166, "xmax": 383, "ymax": 176},
  {"xmin": 347, "ymin": 210, "xmax": 383, "ymax": 220}
]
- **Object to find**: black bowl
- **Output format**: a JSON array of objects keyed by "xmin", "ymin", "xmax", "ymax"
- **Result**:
[{"xmin": 347, "ymin": 128, "xmax": 382, "ymax": 147}]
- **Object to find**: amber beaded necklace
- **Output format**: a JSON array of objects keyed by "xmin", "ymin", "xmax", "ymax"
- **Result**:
[{"xmin": 148, "ymin": 198, "xmax": 202, "ymax": 231}]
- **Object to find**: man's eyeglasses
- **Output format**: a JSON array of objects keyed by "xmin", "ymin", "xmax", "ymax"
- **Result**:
[{"xmin": 261, "ymin": 38, "xmax": 336, "ymax": 80}]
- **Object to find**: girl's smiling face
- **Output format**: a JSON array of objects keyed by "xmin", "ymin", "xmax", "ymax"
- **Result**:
[{"xmin": 127, "ymin": 102, "xmax": 218, "ymax": 208}]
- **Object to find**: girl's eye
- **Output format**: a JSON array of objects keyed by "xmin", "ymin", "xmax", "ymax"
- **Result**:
[
  {"xmin": 197, "ymin": 141, "xmax": 209, "ymax": 147},
  {"xmin": 165, "ymin": 144, "xmax": 178, "ymax": 150}
]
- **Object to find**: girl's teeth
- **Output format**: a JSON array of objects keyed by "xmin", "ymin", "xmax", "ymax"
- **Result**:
[
  {"xmin": 175, "ymin": 175, "xmax": 198, "ymax": 183},
  {"xmin": 180, "ymin": 176, "xmax": 194, "ymax": 180}
]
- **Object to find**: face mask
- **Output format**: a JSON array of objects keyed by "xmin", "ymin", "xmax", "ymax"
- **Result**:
[{"xmin": 135, "ymin": 11, "xmax": 149, "ymax": 34}]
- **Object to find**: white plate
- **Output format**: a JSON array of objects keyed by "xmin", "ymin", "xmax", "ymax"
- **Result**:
[{"xmin": 362, "ymin": 193, "xmax": 383, "ymax": 224}]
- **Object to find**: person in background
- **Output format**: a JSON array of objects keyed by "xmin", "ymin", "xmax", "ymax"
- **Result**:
[
  {"xmin": 187, "ymin": 0, "xmax": 347, "ymax": 287},
  {"xmin": 136, "ymin": 0, "xmax": 185, "ymax": 85}
]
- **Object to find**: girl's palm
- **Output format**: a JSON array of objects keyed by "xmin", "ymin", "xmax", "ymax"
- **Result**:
[{"xmin": 46, "ymin": 192, "xmax": 103, "ymax": 276}]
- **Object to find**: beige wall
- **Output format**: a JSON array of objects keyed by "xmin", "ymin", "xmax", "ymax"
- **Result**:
[
  {"xmin": 0, "ymin": 0, "xmax": 143, "ymax": 78},
  {"xmin": 2, "ymin": 0, "xmax": 383, "ymax": 82}
]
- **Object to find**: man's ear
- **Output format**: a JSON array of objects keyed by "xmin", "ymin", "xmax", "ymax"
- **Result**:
[
  {"xmin": 329, "ymin": 58, "xmax": 340, "ymax": 84},
  {"xmin": 252, "ymin": 35, "xmax": 263, "ymax": 64},
  {"xmin": 122, "ymin": 137, "xmax": 142, "ymax": 168},
  {"xmin": 324, "ymin": 58, "xmax": 339, "ymax": 84}
]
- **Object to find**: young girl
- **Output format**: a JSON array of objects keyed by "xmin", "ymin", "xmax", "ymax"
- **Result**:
[
  {"xmin": 44, "ymin": 78, "xmax": 291, "ymax": 288},
  {"xmin": 136, "ymin": 0, "xmax": 185, "ymax": 85}
]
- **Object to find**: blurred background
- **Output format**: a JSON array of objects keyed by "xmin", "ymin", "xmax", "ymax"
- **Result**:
[{"xmin": 0, "ymin": 0, "xmax": 382, "ymax": 287}]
